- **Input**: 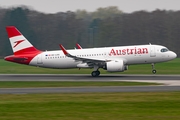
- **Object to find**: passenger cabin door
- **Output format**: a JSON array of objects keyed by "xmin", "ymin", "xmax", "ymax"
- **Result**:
[
  {"xmin": 37, "ymin": 53, "xmax": 43, "ymax": 64},
  {"xmin": 150, "ymin": 46, "xmax": 156, "ymax": 57}
]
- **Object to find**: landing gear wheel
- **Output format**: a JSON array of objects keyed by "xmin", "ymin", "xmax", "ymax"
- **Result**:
[
  {"xmin": 91, "ymin": 71, "xmax": 100, "ymax": 77},
  {"xmin": 96, "ymin": 71, "xmax": 100, "ymax": 76},
  {"xmin": 151, "ymin": 63, "xmax": 156, "ymax": 74},
  {"xmin": 91, "ymin": 71, "xmax": 96, "ymax": 77},
  {"xmin": 152, "ymin": 70, "xmax": 156, "ymax": 74}
]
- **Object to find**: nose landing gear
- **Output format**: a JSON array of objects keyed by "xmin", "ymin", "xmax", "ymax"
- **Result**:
[{"xmin": 151, "ymin": 63, "xmax": 156, "ymax": 74}]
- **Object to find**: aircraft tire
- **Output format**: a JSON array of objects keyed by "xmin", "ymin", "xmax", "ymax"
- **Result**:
[
  {"xmin": 96, "ymin": 71, "xmax": 100, "ymax": 76},
  {"xmin": 152, "ymin": 70, "xmax": 156, "ymax": 74},
  {"xmin": 91, "ymin": 71, "xmax": 100, "ymax": 77}
]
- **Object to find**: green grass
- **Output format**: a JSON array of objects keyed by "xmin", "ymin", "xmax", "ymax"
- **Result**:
[
  {"xmin": 0, "ymin": 92, "xmax": 180, "ymax": 120},
  {"xmin": 0, "ymin": 81, "xmax": 160, "ymax": 88},
  {"xmin": 1, "ymin": 58, "xmax": 180, "ymax": 74}
]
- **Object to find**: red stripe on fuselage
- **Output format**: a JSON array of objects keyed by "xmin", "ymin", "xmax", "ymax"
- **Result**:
[{"xmin": 5, "ymin": 47, "xmax": 42, "ymax": 65}]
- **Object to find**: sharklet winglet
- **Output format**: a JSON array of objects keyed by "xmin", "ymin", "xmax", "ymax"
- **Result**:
[
  {"xmin": 76, "ymin": 43, "xmax": 82, "ymax": 49},
  {"xmin": 59, "ymin": 44, "xmax": 73, "ymax": 57}
]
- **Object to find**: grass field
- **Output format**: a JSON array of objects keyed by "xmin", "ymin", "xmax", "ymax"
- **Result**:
[
  {"xmin": 1, "ymin": 58, "xmax": 180, "ymax": 74},
  {"xmin": 0, "ymin": 59, "xmax": 179, "ymax": 120},
  {"xmin": 0, "ymin": 92, "xmax": 180, "ymax": 120}
]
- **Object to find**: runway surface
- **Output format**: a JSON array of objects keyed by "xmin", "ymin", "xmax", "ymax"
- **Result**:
[{"xmin": 0, "ymin": 74, "xmax": 180, "ymax": 94}]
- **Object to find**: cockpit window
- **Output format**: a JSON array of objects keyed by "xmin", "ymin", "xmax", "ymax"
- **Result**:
[{"xmin": 161, "ymin": 48, "xmax": 169, "ymax": 52}]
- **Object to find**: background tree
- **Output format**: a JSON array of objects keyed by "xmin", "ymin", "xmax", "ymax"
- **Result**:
[
  {"xmin": 1, "ymin": 7, "xmax": 37, "ymax": 56},
  {"xmin": 0, "ymin": 6, "xmax": 180, "ymax": 57}
]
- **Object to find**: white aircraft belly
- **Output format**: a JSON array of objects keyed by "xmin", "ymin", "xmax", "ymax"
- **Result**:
[{"xmin": 29, "ymin": 55, "xmax": 79, "ymax": 68}]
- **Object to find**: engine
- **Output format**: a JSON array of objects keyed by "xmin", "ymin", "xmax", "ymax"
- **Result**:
[{"xmin": 104, "ymin": 60, "xmax": 128, "ymax": 72}]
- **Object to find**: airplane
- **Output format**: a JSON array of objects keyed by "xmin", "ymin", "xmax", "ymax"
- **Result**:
[{"xmin": 4, "ymin": 26, "xmax": 177, "ymax": 77}]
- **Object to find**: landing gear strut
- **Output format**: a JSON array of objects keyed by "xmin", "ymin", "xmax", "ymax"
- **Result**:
[
  {"xmin": 151, "ymin": 63, "xmax": 156, "ymax": 74},
  {"xmin": 91, "ymin": 65, "xmax": 100, "ymax": 77}
]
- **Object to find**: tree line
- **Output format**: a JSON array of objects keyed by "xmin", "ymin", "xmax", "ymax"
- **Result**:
[{"xmin": 0, "ymin": 6, "xmax": 179, "ymax": 57}]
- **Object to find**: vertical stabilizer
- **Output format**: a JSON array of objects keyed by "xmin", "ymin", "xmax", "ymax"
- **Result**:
[{"xmin": 6, "ymin": 26, "xmax": 40, "ymax": 55}]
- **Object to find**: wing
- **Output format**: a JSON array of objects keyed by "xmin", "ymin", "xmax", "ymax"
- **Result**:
[{"xmin": 59, "ymin": 45, "xmax": 109, "ymax": 67}]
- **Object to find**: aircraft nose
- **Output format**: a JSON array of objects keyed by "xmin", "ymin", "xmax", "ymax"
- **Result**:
[{"xmin": 171, "ymin": 52, "xmax": 177, "ymax": 59}]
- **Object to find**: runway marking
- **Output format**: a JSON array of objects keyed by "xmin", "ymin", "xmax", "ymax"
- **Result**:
[{"xmin": 113, "ymin": 80, "xmax": 180, "ymax": 86}]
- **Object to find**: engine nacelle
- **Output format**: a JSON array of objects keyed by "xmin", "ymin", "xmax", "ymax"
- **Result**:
[{"xmin": 105, "ymin": 60, "xmax": 127, "ymax": 72}]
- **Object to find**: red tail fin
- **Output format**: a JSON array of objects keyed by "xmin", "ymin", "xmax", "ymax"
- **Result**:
[
  {"xmin": 6, "ymin": 26, "xmax": 40, "ymax": 55},
  {"xmin": 5, "ymin": 26, "xmax": 42, "ymax": 65}
]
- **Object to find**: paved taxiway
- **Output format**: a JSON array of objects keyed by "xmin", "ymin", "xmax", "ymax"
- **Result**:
[{"xmin": 0, "ymin": 74, "xmax": 180, "ymax": 94}]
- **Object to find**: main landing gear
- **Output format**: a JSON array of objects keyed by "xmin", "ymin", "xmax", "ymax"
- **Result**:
[
  {"xmin": 91, "ymin": 70, "xmax": 100, "ymax": 77},
  {"xmin": 151, "ymin": 63, "xmax": 156, "ymax": 74},
  {"xmin": 91, "ymin": 65, "xmax": 100, "ymax": 77}
]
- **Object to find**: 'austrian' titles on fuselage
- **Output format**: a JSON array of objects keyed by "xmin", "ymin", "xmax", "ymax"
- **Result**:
[{"xmin": 109, "ymin": 47, "xmax": 148, "ymax": 56}]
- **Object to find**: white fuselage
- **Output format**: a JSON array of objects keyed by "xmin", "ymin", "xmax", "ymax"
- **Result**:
[{"xmin": 29, "ymin": 44, "xmax": 177, "ymax": 69}]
